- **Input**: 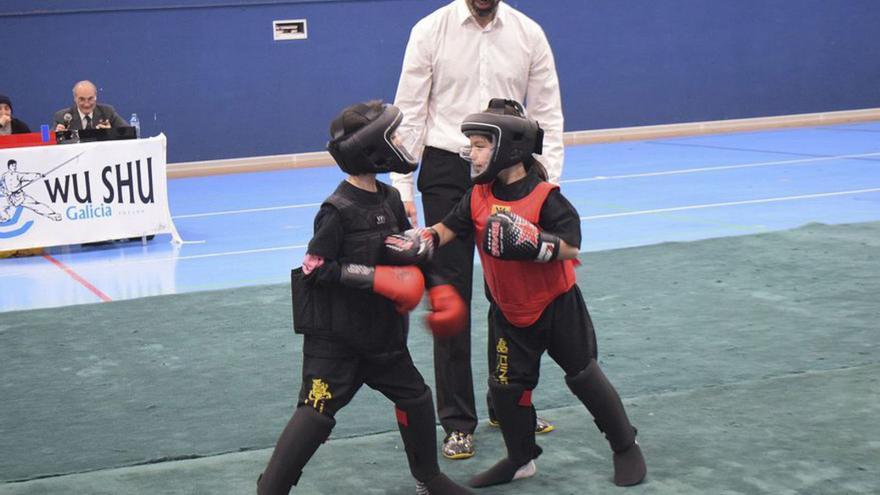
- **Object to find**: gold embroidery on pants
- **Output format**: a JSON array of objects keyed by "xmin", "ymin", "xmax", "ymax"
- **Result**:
[
  {"xmin": 306, "ymin": 378, "xmax": 332, "ymax": 413},
  {"xmin": 495, "ymin": 338, "xmax": 509, "ymax": 384}
]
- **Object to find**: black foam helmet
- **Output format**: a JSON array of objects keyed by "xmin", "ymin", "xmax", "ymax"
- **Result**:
[
  {"xmin": 460, "ymin": 98, "xmax": 544, "ymax": 184},
  {"xmin": 326, "ymin": 101, "xmax": 418, "ymax": 175}
]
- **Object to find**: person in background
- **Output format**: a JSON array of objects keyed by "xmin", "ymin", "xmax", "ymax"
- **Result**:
[
  {"xmin": 0, "ymin": 95, "xmax": 32, "ymax": 135},
  {"xmin": 257, "ymin": 100, "xmax": 472, "ymax": 495},
  {"xmin": 392, "ymin": 0, "xmax": 564, "ymax": 459},
  {"xmin": 426, "ymin": 99, "xmax": 646, "ymax": 488},
  {"xmin": 53, "ymin": 80, "xmax": 127, "ymax": 132}
]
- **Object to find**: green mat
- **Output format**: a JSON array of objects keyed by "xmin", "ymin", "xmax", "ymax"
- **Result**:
[
  {"xmin": 1, "ymin": 222, "xmax": 878, "ymax": 484},
  {"xmin": 2, "ymin": 364, "xmax": 876, "ymax": 494}
]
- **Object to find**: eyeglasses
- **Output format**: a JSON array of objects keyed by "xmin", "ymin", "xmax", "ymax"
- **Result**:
[{"xmin": 76, "ymin": 96, "xmax": 97, "ymax": 103}]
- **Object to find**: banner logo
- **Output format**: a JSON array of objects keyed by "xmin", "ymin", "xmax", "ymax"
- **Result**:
[
  {"xmin": 0, "ymin": 136, "xmax": 180, "ymax": 250},
  {"xmin": 1, "ymin": 158, "xmax": 64, "ymax": 238}
]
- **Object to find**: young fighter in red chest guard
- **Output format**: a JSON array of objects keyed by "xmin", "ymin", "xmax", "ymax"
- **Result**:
[{"xmin": 426, "ymin": 99, "xmax": 647, "ymax": 489}]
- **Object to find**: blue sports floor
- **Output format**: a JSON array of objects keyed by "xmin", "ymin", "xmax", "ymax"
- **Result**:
[{"xmin": 2, "ymin": 121, "xmax": 879, "ymax": 312}]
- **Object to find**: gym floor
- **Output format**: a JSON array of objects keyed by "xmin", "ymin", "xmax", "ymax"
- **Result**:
[
  {"xmin": 1, "ymin": 121, "xmax": 878, "ymax": 495},
  {"xmin": 2, "ymin": 121, "xmax": 878, "ymax": 312}
]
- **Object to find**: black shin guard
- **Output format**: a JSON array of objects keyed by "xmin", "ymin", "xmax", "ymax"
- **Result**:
[
  {"xmin": 257, "ymin": 406, "xmax": 335, "ymax": 495},
  {"xmin": 469, "ymin": 382, "xmax": 541, "ymax": 488},
  {"xmin": 396, "ymin": 390, "xmax": 474, "ymax": 495},
  {"xmin": 395, "ymin": 386, "xmax": 441, "ymax": 483},
  {"xmin": 565, "ymin": 360, "xmax": 646, "ymax": 486},
  {"xmin": 424, "ymin": 473, "xmax": 476, "ymax": 495}
]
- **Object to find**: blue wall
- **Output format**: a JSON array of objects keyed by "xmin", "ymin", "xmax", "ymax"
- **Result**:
[{"xmin": 3, "ymin": 0, "xmax": 879, "ymax": 163}]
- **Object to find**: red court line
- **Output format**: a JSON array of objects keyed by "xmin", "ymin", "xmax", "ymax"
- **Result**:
[{"xmin": 42, "ymin": 254, "xmax": 113, "ymax": 302}]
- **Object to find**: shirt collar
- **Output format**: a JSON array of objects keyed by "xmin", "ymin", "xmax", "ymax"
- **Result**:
[
  {"xmin": 456, "ymin": 0, "xmax": 505, "ymax": 28},
  {"xmin": 79, "ymin": 110, "xmax": 92, "ymax": 121}
]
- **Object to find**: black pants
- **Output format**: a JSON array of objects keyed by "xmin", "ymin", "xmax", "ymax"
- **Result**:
[
  {"xmin": 298, "ymin": 335, "xmax": 428, "ymax": 416},
  {"xmin": 487, "ymin": 285, "xmax": 597, "ymax": 389},
  {"xmin": 418, "ymin": 146, "xmax": 477, "ymax": 434}
]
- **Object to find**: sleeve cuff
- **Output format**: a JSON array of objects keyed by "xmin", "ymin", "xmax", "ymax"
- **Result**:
[{"xmin": 390, "ymin": 174, "xmax": 415, "ymax": 202}]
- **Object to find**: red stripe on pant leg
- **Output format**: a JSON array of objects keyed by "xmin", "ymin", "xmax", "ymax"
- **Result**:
[
  {"xmin": 395, "ymin": 407, "xmax": 409, "ymax": 427},
  {"xmin": 518, "ymin": 389, "xmax": 533, "ymax": 407}
]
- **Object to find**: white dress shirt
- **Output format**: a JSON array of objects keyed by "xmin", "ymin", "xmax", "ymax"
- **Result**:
[{"xmin": 391, "ymin": 0, "xmax": 565, "ymax": 202}]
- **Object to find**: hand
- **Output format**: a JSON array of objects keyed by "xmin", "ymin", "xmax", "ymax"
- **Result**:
[
  {"xmin": 425, "ymin": 285, "xmax": 467, "ymax": 338},
  {"xmin": 483, "ymin": 211, "xmax": 560, "ymax": 263},
  {"xmin": 96, "ymin": 119, "xmax": 111, "ymax": 129},
  {"xmin": 55, "ymin": 123, "xmax": 67, "ymax": 132},
  {"xmin": 383, "ymin": 229, "xmax": 435, "ymax": 265},
  {"xmin": 403, "ymin": 201, "xmax": 418, "ymax": 227}
]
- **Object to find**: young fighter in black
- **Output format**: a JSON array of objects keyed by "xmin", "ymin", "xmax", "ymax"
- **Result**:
[
  {"xmin": 257, "ymin": 101, "xmax": 472, "ymax": 495},
  {"xmin": 427, "ymin": 99, "xmax": 647, "ymax": 488}
]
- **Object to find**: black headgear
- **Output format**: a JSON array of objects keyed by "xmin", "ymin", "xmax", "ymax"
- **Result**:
[
  {"xmin": 460, "ymin": 99, "xmax": 543, "ymax": 184},
  {"xmin": 0, "ymin": 95, "xmax": 11, "ymax": 112},
  {"xmin": 327, "ymin": 101, "xmax": 418, "ymax": 175}
]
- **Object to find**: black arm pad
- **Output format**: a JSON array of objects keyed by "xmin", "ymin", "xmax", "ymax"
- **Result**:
[{"xmin": 338, "ymin": 263, "xmax": 375, "ymax": 290}]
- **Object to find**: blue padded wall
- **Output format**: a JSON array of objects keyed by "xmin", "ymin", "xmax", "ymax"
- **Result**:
[{"xmin": 2, "ymin": 0, "xmax": 879, "ymax": 163}]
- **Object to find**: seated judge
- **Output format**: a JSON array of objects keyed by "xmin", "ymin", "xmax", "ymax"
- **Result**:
[
  {"xmin": 0, "ymin": 95, "xmax": 32, "ymax": 135},
  {"xmin": 53, "ymin": 80, "xmax": 127, "ymax": 132}
]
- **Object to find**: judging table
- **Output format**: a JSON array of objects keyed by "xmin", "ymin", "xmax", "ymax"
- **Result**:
[{"xmin": 0, "ymin": 134, "xmax": 180, "ymax": 251}]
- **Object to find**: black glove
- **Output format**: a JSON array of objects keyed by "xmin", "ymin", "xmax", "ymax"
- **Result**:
[
  {"xmin": 383, "ymin": 228, "xmax": 435, "ymax": 265},
  {"xmin": 483, "ymin": 211, "xmax": 560, "ymax": 263}
]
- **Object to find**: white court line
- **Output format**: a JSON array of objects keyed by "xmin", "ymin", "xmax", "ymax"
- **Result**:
[
  {"xmin": 173, "ymin": 202, "xmax": 323, "ymax": 219},
  {"xmin": 581, "ymin": 188, "xmax": 880, "ymax": 221},
  {"xmin": 117, "ymin": 244, "xmax": 310, "ymax": 265},
  {"xmin": 0, "ymin": 244, "xmax": 310, "ymax": 279},
  {"xmin": 122, "ymin": 187, "xmax": 880, "ymax": 266},
  {"xmin": 561, "ymin": 151, "xmax": 880, "ymax": 185},
  {"xmin": 3, "ymin": 188, "xmax": 876, "ymax": 278},
  {"xmin": 171, "ymin": 151, "xmax": 880, "ymax": 220}
]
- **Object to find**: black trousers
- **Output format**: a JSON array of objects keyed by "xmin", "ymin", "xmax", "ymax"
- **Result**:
[
  {"xmin": 418, "ymin": 146, "xmax": 477, "ymax": 434},
  {"xmin": 487, "ymin": 285, "xmax": 597, "ymax": 389},
  {"xmin": 298, "ymin": 335, "xmax": 428, "ymax": 417}
]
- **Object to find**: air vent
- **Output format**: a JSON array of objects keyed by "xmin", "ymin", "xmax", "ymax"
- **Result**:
[{"xmin": 273, "ymin": 19, "xmax": 307, "ymax": 41}]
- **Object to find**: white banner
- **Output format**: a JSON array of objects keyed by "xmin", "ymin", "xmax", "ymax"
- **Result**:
[{"xmin": 0, "ymin": 134, "xmax": 181, "ymax": 250}]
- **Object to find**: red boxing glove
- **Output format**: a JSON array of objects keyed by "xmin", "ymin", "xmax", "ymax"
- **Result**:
[
  {"xmin": 425, "ymin": 284, "xmax": 467, "ymax": 338},
  {"xmin": 340, "ymin": 264, "xmax": 425, "ymax": 313},
  {"xmin": 373, "ymin": 265, "xmax": 425, "ymax": 313}
]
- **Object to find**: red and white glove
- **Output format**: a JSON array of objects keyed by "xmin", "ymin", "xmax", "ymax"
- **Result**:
[
  {"xmin": 383, "ymin": 228, "xmax": 436, "ymax": 265},
  {"xmin": 340, "ymin": 264, "xmax": 425, "ymax": 313},
  {"xmin": 483, "ymin": 211, "xmax": 560, "ymax": 262}
]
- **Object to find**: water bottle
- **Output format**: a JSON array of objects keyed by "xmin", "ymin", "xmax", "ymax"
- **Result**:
[{"xmin": 129, "ymin": 113, "xmax": 141, "ymax": 138}]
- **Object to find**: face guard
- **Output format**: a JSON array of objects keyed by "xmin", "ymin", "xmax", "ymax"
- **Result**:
[
  {"xmin": 460, "ymin": 134, "xmax": 497, "ymax": 181},
  {"xmin": 460, "ymin": 99, "xmax": 544, "ymax": 184},
  {"xmin": 327, "ymin": 103, "xmax": 418, "ymax": 175}
]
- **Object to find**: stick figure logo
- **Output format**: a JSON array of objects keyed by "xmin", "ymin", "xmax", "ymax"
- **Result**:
[
  {"xmin": 0, "ymin": 154, "xmax": 82, "ymax": 239},
  {"xmin": 1, "ymin": 159, "xmax": 61, "ymax": 223}
]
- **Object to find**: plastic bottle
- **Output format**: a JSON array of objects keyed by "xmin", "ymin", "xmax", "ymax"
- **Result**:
[{"xmin": 129, "ymin": 113, "xmax": 141, "ymax": 138}]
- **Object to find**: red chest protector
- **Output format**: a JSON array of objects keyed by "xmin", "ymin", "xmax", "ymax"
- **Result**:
[{"xmin": 471, "ymin": 181, "xmax": 577, "ymax": 328}]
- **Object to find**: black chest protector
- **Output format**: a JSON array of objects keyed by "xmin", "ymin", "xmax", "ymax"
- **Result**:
[
  {"xmin": 326, "ymin": 181, "xmax": 400, "ymax": 266},
  {"xmin": 291, "ymin": 181, "xmax": 408, "ymax": 350}
]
